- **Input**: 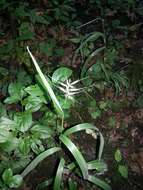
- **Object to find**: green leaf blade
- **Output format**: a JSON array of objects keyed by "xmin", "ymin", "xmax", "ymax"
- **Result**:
[
  {"xmin": 21, "ymin": 147, "xmax": 61, "ymax": 178},
  {"xmin": 52, "ymin": 67, "xmax": 72, "ymax": 83},
  {"xmin": 53, "ymin": 158, "xmax": 65, "ymax": 190},
  {"xmin": 64, "ymin": 123, "xmax": 104, "ymax": 160},
  {"xmin": 118, "ymin": 165, "xmax": 128, "ymax": 178},
  {"xmin": 87, "ymin": 175, "xmax": 111, "ymax": 190},
  {"xmin": 114, "ymin": 149, "xmax": 122, "ymax": 162},
  {"xmin": 59, "ymin": 134, "xmax": 88, "ymax": 179},
  {"xmin": 27, "ymin": 47, "xmax": 64, "ymax": 118}
]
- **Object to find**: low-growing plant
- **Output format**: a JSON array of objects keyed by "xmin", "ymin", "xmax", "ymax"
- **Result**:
[
  {"xmin": 0, "ymin": 47, "xmax": 111, "ymax": 190},
  {"xmin": 114, "ymin": 149, "xmax": 128, "ymax": 179},
  {"xmin": 46, "ymin": 0, "xmax": 79, "ymax": 26},
  {"xmin": 88, "ymin": 99, "xmax": 109, "ymax": 120},
  {"xmin": 108, "ymin": 116, "xmax": 116, "ymax": 128},
  {"xmin": 71, "ymin": 32, "xmax": 129, "ymax": 94}
]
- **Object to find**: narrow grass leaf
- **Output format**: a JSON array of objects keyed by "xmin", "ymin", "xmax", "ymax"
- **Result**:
[
  {"xmin": 64, "ymin": 123, "xmax": 98, "ymax": 136},
  {"xmin": 87, "ymin": 160, "xmax": 107, "ymax": 172},
  {"xmin": 87, "ymin": 175, "xmax": 112, "ymax": 190},
  {"xmin": 53, "ymin": 158, "xmax": 65, "ymax": 190},
  {"xmin": 67, "ymin": 160, "xmax": 107, "ymax": 173},
  {"xmin": 21, "ymin": 147, "xmax": 61, "ymax": 178},
  {"xmin": 98, "ymin": 131, "xmax": 104, "ymax": 160},
  {"xmin": 82, "ymin": 32, "xmax": 105, "ymax": 44},
  {"xmin": 72, "ymin": 32, "xmax": 105, "ymax": 65},
  {"xmin": 64, "ymin": 123, "xmax": 104, "ymax": 160},
  {"xmin": 27, "ymin": 47, "xmax": 64, "ymax": 118},
  {"xmin": 59, "ymin": 134, "xmax": 88, "ymax": 179},
  {"xmin": 100, "ymin": 62, "xmax": 110, "ymax": 81},
  {"xmin": 81, "ymin": 46, "xmax": 105, "ymax": 78}
]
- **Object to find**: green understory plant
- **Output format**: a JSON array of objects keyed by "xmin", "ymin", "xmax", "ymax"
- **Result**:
[
  {"xmin": 108, "ymin": 116, "xmax": 116, "ymax": 128},
  {"xmin": 25, "ymin": 47, "xmax": 111, "ymax": 190},
  {"xmin": 114, "ymin": 149, "xmax": 128, "ymax": 179},
  {"xmin": 0, "ymin": 47, "xmax": 111, "ymax": 190},
  {"xmin": 71, "ymin": 26, "xmax": 129, "ymax": 94},
  {"xmin": 88, "ymin": 99, "xmax": 109, "ymax": 120},
  {"xmin": 0, "ymin": 0, "xmax": 79, "ymax": 65},
  {"xmin": 71, "ymin": 32, "xmax": 129, "ymax": 94},
  {"xmin": 46, "ymin": 0, "xmax": 79, "ymax": 26}
]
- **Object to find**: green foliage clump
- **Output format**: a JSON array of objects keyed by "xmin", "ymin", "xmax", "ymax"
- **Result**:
[{"xmin": 0, "ymin": 48, "xmax": 111, "ymax": 190}]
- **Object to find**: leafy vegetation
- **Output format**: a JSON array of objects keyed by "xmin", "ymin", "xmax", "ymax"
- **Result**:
[{"xmin": 0, "ymin": 0, "xmax": 143, "ymax": 189}]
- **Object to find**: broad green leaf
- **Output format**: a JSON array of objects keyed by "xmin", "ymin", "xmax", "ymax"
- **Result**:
[
  {"xmin": 24, "ymin": 84, "xmax": 44, "ymax": 96},
  {"xmin": 87, "ymin": 175, "xmax": 111, "ymax": 190},
  {"xmin": 2, "ymin": 168, "xmax": 13, "ymax": 184},
  {"xmin": 27, "ymin": 47, "xmax": 64, "ymax": 119},
  {"xmin": 31, "ymin": 141, "xmax": 45, "ymax": 155},
  {"xmin": 0, "ymin": 128, "xmax": 12, "ymax": 143},
  {"xmin": 118, "ymin": 165, "xmax": 128, "ymax": 178},
  {"xmin": 52, "ymin": 67, "xmax": 72, "ymax": 83},
  {"xmin": 2, "ymin": 169, "xmax": 22, "ymax": 188},
  {"xmin": 24, "ymin": 84, "xmax": 47, "ymax": 111},
  {"xmin": 19, "ymin": 138, "xmax": 30, "ymax": 155},
  {"xmin": 0, "ymin": 137, "xmax": 19, "ymax": 152},
  {"xmin": 21, "ymin": 147, "xmax": 61, "ymax": 178},
  {"xmin": 31, "ymin": 124, "xmax": 53, "ymax": 139},
  {"xmin": 59, "ymin": 134, "xmax": 88, "ymax": 179},
  {"xmin": 14, "ymin": 111, "xmax": 32, "ymax": 132},
  {"xmin": 0, "ymin": 103, "xmax": 7, "ymax": 117},
  {"xmin": 114, "ymin": 149, "xmax": 122, "ymax": 162},
  {"xmin": 8, "ymin": 175, "xmax": 23, "ymax": 188},
  {"xmin": 4, "ymin": 96, "xmax": 20, "ymax": 104},
  {"xmin": 4, "ymin": 82, "xmax": 25, "ymax": 104},
  {"xmin": 0, "ymin": 117, "xmax": 15, "ymax": 129},
  {"xmin": 23, "ymin": 95, "xmax": 47, "ymax": 112},
  {"xmin": 58, "ymin": 96, "xmax": 73, "ymax": 110},
  {"xmin": 9, "ymin": 82, "xmax": 24, "ymax": 97},
  {"xmin": 53, "ymin": 158, "xmax": 65, "ymax": 190}
]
